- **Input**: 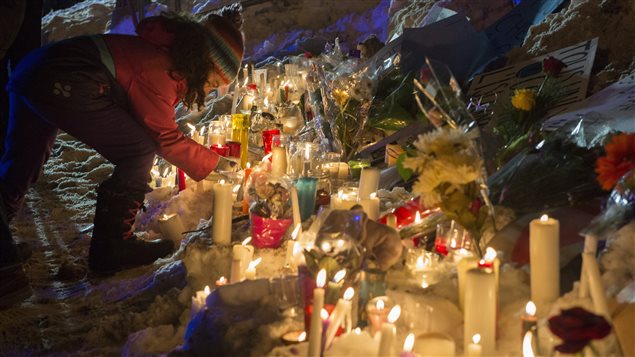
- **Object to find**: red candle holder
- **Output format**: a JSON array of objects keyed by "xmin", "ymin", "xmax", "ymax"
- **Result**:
[
  {"xmin": 210, "ymin": 144, "xmax": 230, "ymax": 157},
  {"xmin": 262, "ymin": 129, "xmax": 281, "ymax": 156},
  {"xmin": 226, "ymin": 141, "xmax": 241, "ymax": 158}
]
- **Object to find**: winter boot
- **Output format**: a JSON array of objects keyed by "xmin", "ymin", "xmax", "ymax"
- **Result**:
[
  {"xmin": 0, "ymin": 201, "xmax": 31, "ymax": 308},
  {"xmin": 88, "ymin": 181, "xmax": 174, "ymax": 274}
]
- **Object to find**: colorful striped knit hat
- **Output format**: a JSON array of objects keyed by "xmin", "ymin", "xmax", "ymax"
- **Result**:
[{"xmin": 202, "ymin": 14, "xmax": 244, "ymax": 84}]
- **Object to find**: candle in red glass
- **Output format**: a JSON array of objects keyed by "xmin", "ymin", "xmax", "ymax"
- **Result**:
[
  {"xmin": 226, "ymin": 141, "xmax": 241, "ymax": 158},
  {"xmin": 177, "ymin": 168, "xmax": 186, "ymax": 191},
  {"xmin": 210, "ymin": 144, "xmax": 230, "ymax": 157},
  {"xmin": 262, "ymin": 129, "xmax": 280, "ymax": 156}
]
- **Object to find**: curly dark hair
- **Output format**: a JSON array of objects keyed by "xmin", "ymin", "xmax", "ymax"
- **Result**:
[{"xmin": 140, "ymin": 13, "xmax": 214, "ymax": 110}]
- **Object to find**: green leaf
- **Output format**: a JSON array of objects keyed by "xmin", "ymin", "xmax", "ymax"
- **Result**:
[{"xmin": 396, "ymin": 152, "xmax": 413, "ymax": 182}]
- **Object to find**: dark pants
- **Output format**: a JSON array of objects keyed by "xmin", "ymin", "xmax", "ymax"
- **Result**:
[{"xmin": 0, "ymin": 37, "xmax": 157, "ymax": 221}]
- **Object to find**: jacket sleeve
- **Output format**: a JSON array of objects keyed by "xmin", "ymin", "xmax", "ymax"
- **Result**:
[{"xmin": 126, "ymin": 69, "xmax": 219, "ymax": 181}]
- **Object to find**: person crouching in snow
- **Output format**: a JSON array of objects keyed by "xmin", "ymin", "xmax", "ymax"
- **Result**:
[{"xmin": 0, "ymin": 12, "xmax": 244, "ymax": 282}]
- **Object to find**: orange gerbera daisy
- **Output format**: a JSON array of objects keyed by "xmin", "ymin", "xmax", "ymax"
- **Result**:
[{"xmin": 595, "ymin": 133, "xmax": 635, "ymax": 190}]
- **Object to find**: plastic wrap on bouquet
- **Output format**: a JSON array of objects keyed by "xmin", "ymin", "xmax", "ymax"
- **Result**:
[
  {"xmin": 245, "ymin": 164, "xmax": 293, "ymax": 248},
  {"xmin": 488, "ymin": 114, "xmax": 611, "ymax": 215},
  {"xmin": 582, "ymin": 170, "xmax": 635, "ymax": 239}
]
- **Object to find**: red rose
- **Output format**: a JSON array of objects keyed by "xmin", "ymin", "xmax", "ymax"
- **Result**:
[
  {"xmin": 548, "ymin": 307, "xmax": 611, "ymax": 353},
  {"xmin": 543, "ymin": 56, "xmax": 567, "ymax": 77},
  {"xmin": 469, "ymin": 198, "xmax": 482, "ymax": 215}
]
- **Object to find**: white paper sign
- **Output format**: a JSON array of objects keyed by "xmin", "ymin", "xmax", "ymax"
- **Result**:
[
  {"xmin": 543, "ymin": 73, "xmax": 635, "ymax": 132},
  {"xmin": 467, "ymin": 38, "xmax": 598, "ymax": 126}
]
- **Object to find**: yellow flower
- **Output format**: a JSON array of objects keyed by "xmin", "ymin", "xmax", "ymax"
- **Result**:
[{"xmin": 511, "ymin": 89, "xmax": 536, "ymax": 111}]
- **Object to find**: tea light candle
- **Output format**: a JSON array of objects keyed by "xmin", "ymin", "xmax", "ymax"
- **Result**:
[
  {"xmin": 521, "ymin": 301, "xmax": 537, "ymax": 340},
  {"xmin": 359, "ymin": 192, "xmax": 380, "ymax": 220},
  {"xmin": 358, "ymin": 167, "xmax": 380, "ymax": 200},
  {"xmin": 325, "ymin": 287, "xmax": 355, "ymax": 348},
  {"xmin": 308, "ymin": 269, "xmax": 327, "ymax": 357},
  {"xmin": 400, "ymin": 333, "xmax": 416, "ymax": 357},
  {"xmin": 281, "ymin": 330, "xmax": 306, "ymax": 345},
  {"xmin": 191, "ymin": 285, "xmax": 210, "ymax": 317},
  {"xmin": 529, "ymin": 214, "xmax": 560, "ymax": 316},
  {"xmin": 212, "ymin": 180, "xmax": 232, "ymax": 245},
  {"xmin": 464, "ymin": 268, "xmax": 496, "ymax": 355},
  {"xmin": 377, "ymin": 305, "xmax": 401, "ymax": 357},
  {"xmin": 244, "ymin": 257, "xmax": 262, "ymax": 280},
  {"xmin": 466, "ymin": 334, "xmax": 482, "ymax": 356},
  {"xmin": 215, "ymin": 276, "xmax": 227, "ymax": 287},
  {"xmin": 158, "ymin": 213, "xmax": 185, "ymax": 243}
]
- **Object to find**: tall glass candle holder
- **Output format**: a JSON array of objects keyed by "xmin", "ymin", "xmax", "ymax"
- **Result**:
[
  {"xmin": 289, "ymin": 142, "xmax": 321, "ymax": 178},
  {"xmin": 271, "ymin": 134, "xmax": 289, "ymax": 177},
  {"xmin": 358, "ymin": 267, "xmax": 387, "ymax": 329},
  {"xmin": 231, "ymin": 113, "xmax": 250, "ymax": 168},
  {"xmin": 208, "ymin": 120, "xmax": 227, "ymax": 146},
  {"xmin": 295, "ymin": 177, "xmax": 318, "ymax": 222},
  {"xmin": 262, "ymin": 128, "xmax": 280, "ymax": 156}
]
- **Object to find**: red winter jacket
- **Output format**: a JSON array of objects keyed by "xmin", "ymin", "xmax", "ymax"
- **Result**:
[{"xmin": 103, "ymin": 18, "xmax": 219, "ymax": 181}]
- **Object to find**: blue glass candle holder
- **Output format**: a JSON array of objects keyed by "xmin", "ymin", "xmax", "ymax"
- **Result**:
[{"xmin": 295, "ymin": 177, "xmax": 318, "ymax": 221}]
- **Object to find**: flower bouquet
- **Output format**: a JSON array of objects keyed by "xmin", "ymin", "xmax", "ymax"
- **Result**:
[
  {"xmin": 489, "ymin": 56, "xmax": 567, "ymax": 166},
  {"xmin": 245, "ymin": 166, "xmax": 293, "ymax": 248}
]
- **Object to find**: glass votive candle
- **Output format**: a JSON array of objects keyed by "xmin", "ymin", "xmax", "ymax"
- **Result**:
[
  {"xmin": 270, "ymin": 134, "xmax": 289, "ymax": 177},
  {"xmin": 435, "ymin": 221, "xmax": 457, "ymax": 256},
  {"xmin": 210, "ymin": 144, "xmax": 230, "ymax": 157},
  {"xmin": 262, "ymin": 128, "xmax": 280, "ymax": 155},
  {"xmin": 219, "ymin": 114, "xmax": 233, "ymax": 141},
  {"xmin": 208, "ymin": 120, "xmax": 227, "ymax": 146},
  {"xmin": 330, "ymin": 187, "xmax": 358, "ymax": 210},
  {"xmin": 366, "ymin": 296, "xmax": 394, "ymax": 336},
  {"xmin": 289, "ymin": 142, "xmax": 321, "ymax": 177}
]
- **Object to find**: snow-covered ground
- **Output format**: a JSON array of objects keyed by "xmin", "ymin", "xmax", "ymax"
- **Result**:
[{"xmin": 1, "ymin": 0, "xmax": 633, "ymax": 355}]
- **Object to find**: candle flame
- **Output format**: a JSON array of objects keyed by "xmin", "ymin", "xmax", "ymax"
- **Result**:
[
  {"xmin": 292, "ymin": 241, "xmax": 302, "ymax": 256},
  {"xmin": 232, "ymin": 184, "xmax": 241, "ymax": 193},
  {"xmin": 450, "ymin": 238, "xmax": 458, "ymax": 249},
  {"xmin": 264, "ymin": 97, "xmax": 269, "ymax": 107},
  {"xmin": 320, "ymin": 241, "xmax": 332, "ymax": 253},
  {"xmin": 421, "ymin": 281, "xmax": 429, "ymax": 289},
  {"xmin": 353, "ymin": 327, "xmax": 361, "ymax": 335},
  {"xmin": 242, "ymin": 237, "xmax": 252, "ymax": 246},
  {"xmin": 262, "ymin": 153, "xmax": 272, "ymax": 162},
  {"xmin": 204, "ymin": 285, "xmax": 211, "ymax": 295},
  {"xmin": 415, "ymin": 211, "xmax": 421, "ymax": 224},
  {"xmin": 522, "ymin": 331, "xmax": 535, "ymax": 357},
  {"xmin": 200, "ymin": 126, "xmax": 206, "ymax": 135},
  {"xmin": 343, "ymin": 287, "xmax": 354, "ymax": 300},
  {"xmin": 218, "ymin": 276, "xmax": 226, "ymax": 284},
  {"xmin": 484, "ymin": 247, "xmax": 497, "ymax": 262},
  {"xmin": 298, "ymin": 331, "xmax": 306, "ymax": 342},
  {"xmin": 304, "ymin": 144, "xmax": 310, "ymax": 161},
  {"xmin": 416, "ymin": 256, "xmax": 427, "ymax": 270},
  {"xmin": 472, "ymin": 334, "xmax": 481, "ymax": 344},
  {"xmin": 320, "ymin": 308, "xmax": 329, "ymax": 320},
  {"xmin": 387, "ymin": 305, "xmax": 401, "ymax": 323},
  {"xmin": 376, "ymin": 299, "xmax": 385, "ymax": 311},
  {"xmin": 187, "ymin": 123, "xmax": 196, "ymax": 132},
  {"xmin": 403, "ymin": 333, "xmax": 415, "ymax": 353},
  {"xmin": 291, "ymin": 224, "xmax": 301, "ymax": 240},
  {"xmin": 540, "ymin": 214, "xmax": 549, "ymax": 222},
  {"xmin": 316, "ymin": 269, "xmax": 327, "ymax": 288},
  {"xmin": 333, "ymin": 269, "xmax": 346, "ymax": 283},
  {"xmin": 370, "ymin": 192, "xmax": 377, "ymax": 199},
  {"xmin": 525, "ymin": 301, "xmax": 536, "ymax": 316},
  {"xmin": 248, "ymin": 257, "xmax": 262, "ymax": 270},
  {"xmin": 219, "ymin": 179, "xmax": 226, "ymax": 185},
  {"xmin": 246, "ymin": 162, "xmax": 251, "ymax": 169}
]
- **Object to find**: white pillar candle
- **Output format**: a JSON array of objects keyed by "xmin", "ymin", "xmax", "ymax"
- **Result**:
[
  {"xmin": 579, "ymin": 234, "xmax": 598, "ymax": 298},
  {"xmin": 308, "ymin": 269, "xmax": 327, "ymax": 357},
  {"xmin": 464, "ymin": 268, "xmax": 496, "ymax": 356},
  {"xmin": 414, "ymin": 332, "xmax": 456, "ymax": 357},
  {"xmin": 457, "ymin": 257, "xmax": 479, "ymax": 311},
  {"xmin": 232, "ymin": 237, "xmax": 254, "ymax": 280},
  {"xmin": 271, "ymin": 146, "xmax": 287, "ymax": 177},
  {"xmin": 290, "ymin": 186, "xmax": 302, "ymax": 226},
  {"xmin": 466, "ymin": 334, "xmax": 482, "ymax": 356},
  {"xmin": 582, "ymin": 253, "xmax": 611, "ymax": 320},
  {"xmin": 377, "ymin": 305, "xmax": 401, "ymax": 357},
  {"xmin": 359, "ymin": 192, "xmax": 380, "ymax": 221},
  {"xmin": 158, "ymin": 213, "xmax": 185, "ymax": 243},
  {"xmin": 229, "ymin": 258, "xmax": 242, "ymax": 284},
  {"xmin": 529, "ymin": 214, "xmax": 560, "ymax": 316},
  {"xmin": 325, "ymin": 287, "xmax": 355, "ymax": 348},
  {"xmin": 358, "ymin": 168, "xmax": 380, "ymax": 200},
  {"xmin": 212, "ymin": 180, "xmax": 233, "ymax": 245}
]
